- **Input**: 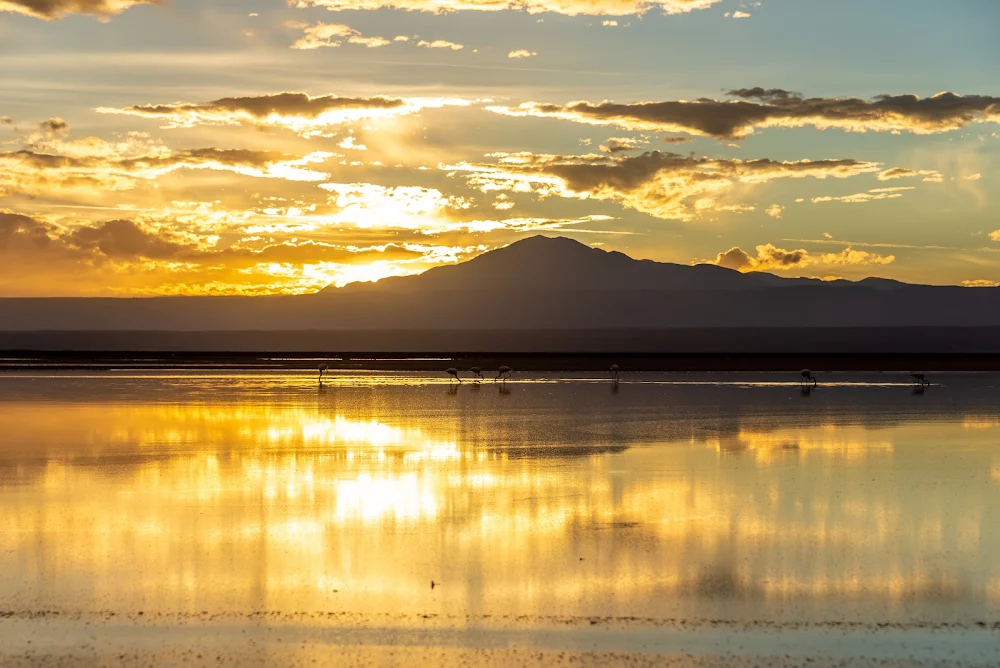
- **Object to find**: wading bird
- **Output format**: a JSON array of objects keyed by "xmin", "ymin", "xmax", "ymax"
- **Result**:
[
  {"xmin": 446, "ymin": 367, "xmax": 461, "ymax": 383},
  {"xmin": 318, "ymin": 363, "xmax": 328, "ymax": 384},
  {"xmin": 800, "ymin": 369, "xmax": 817, "ymax": 387},
  {"xmin": 470, "ymin": 366, "xmax": 484, "ymax": 382},
  {"xmin": 911, "ymin": 372, "xmax": 930, "ymax": 386},
  {"xmin": 496, "ymin": 366, "xmax": 512, "ymax": 382},
  {"xmin": 610, "ymin": 364, "xmax": 621, "ymax": 382}
]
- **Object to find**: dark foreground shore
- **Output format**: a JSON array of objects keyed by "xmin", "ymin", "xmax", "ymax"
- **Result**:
[{"xmin": 5, "ymin": 351, "xmax": 1000, "ymax": 372}]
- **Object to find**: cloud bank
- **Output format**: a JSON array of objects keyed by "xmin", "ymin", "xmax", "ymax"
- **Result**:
[
  {"xmin": 707, "ymin": 243, "xmax": 895, "ymax": 272},
  {"xmin": 489, "ymin": 91, "xmax": 1000, "ymax": 139},
  {"xmin": 98, "ymin": 93, "xmax": 470, "ymax": 137},
  {"xmin": 446, "ymin": 150, "xmax": 881, "ymax": 221}
]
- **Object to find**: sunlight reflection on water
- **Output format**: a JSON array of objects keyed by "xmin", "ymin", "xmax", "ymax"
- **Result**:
[{"xmin": 0, "ymin": 372, "xmax": 999, "ymax": 625}]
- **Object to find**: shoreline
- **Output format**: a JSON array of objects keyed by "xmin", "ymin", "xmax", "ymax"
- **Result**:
[
  {"xmin": 5, "ymin": 352, "xmax": 1000, "ymax": 373},
  {"xmin": 2, "ymin": 612, "xmax": 999, "ymax": 667}
]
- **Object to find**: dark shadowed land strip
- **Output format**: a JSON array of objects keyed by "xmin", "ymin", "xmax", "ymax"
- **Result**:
[
  {"xmin": 4, "ymin": 328, "xmax": 1000, "ymax": 371},
  {"xmin": 1, "ymin": 612, "xmax": 998, "ymax": 667}
]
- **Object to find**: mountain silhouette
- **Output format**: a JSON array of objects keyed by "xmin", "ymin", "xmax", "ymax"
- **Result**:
[
  {"xmin": 3, "ymin": 234, "xmax": 1000, "ymax": 354},
  {"xmin": 330, "ymin": 235, "xmax": 855, "ymax": 293}
]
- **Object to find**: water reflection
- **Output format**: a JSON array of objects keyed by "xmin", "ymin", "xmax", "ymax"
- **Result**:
[{"xmin": 0, "ymin": 373, "xmax": 999, "ymax": 623}]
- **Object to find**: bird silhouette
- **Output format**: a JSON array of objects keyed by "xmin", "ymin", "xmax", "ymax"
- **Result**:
[
  {"xmin": 495, "ymin": 366, "xmax": 512, "ymax": 382},
  {"xmin": 470, "ymin": 366, "xmax": 484, "ymax": 382},
  {"xmin": 800, "ymin": 369, "xmax": 817, "ymax": 387},
  {"xmin": 318, "ymin": 363, "xmax": 328, "ymax": 385},
  {"xmin": 911, "ymin": 372, "xmax": 929, "ymax": 386},
  {"xmin": 609, "ymin": 364, "xmax": 620, "ymax": 382},
  {"xmin": 446, "ymin": 367, "xmax": 461, "ymax": 383}
]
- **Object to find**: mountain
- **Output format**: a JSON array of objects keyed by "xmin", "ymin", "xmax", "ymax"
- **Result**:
[
  {"xmin": 3, "ymin": 235, "xmax": 1000, "ymax": 354},
  {"xmin": 330, "ymin": 235, "xmax": 849, "ymax": 294}
]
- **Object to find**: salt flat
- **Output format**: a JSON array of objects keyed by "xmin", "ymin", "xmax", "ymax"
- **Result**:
[{"xmin": 1, "ymin": 371, "xmax": 999, "ymax": 665}]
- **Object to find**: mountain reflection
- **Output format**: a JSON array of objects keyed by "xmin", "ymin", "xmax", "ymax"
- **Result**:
[{"xmin": 1, "ymin": 374, "xmax": 1000, "ymax": 622}]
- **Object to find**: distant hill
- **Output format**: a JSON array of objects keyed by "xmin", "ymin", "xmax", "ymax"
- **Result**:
[
  {"xmin": 2, "ymin": 235, "xmax": 1000, "ymax": 353},
  {"xmin": 329, "ymin": 235, "xmax": 893, "ymax": 294}
]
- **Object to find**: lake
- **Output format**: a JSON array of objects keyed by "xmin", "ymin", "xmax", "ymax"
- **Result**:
[{"xmin": 1, "ymin": 371, "xmax": 999, "ymax": 665}]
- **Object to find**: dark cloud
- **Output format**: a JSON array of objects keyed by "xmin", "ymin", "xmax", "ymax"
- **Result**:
[
  {"xmin": 122, "ymin": 93, "xmax": 406, "ymax": 121},
  {"xmin": 0, "ymin": 117, "xmax": 13, "ymax": 125},
  {"xmin": 452, "ymin": 150, "xmax": 880, "ymax": 221},
  {"xmin": 68, "ymin": 219, "xmax": 187, "ymax": 260},
  {"xmin": 0, "ymin": 210, "xmax": 55, "ymax": 250},
  {"xmin": 0, "ymin": 0, "xmax": 161, "ymax": 20},
  {"xmin": 491, "ymin": 91, "xmax": 1000, "ymax": 139}
]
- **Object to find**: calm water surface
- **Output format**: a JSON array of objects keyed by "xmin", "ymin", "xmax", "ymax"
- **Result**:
[{"xmin": 1, "ymin": 371, "xmax": 999, "ymax": 626}]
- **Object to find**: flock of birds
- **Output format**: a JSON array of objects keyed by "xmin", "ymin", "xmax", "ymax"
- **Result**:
[{"xmin": 317, "ymin": 363, "xmax": 931, "ymax": 388}]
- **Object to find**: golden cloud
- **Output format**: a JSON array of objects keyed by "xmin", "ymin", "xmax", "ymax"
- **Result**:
[
  {"xmin": 706, "ymin": 243, "xmax": 895, "ymax": 272},
  {"xmin": 0, "ymin": 0, "xmax": 159, "ymax": 20},
  {"xmin": 445, "ymin": 150, "xmax": 881, "ymax": 221},
  {"xmin": 0, "ymin": 207, "xmax": 502, "ymax": 295},
  {"xmin": 289, "ymin": 0, "xmax": 722, "ymax": 16},
  {"xmin": 876, "ymin": 167, "xmax": 943, "ymax": 182},
  {"xmin": 811, "ymin": 186, "xmax": 914, "ymax": 204},
  {"xmin": 0, "ymin": 144, "xmax": 334, "ymax": 199},
  {"xmin": 488, "ymin": 91, "xmax": 1000, "ymax": 139},
  {"xmin": 292, "ymin": 23, "xmax": 395, "ymax": 49},
  {"xmin": 97, "ymin": 93, "xmax": 470, "ymax": 137}
]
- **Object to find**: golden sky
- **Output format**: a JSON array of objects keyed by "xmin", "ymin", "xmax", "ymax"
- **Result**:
[{"xmin": 1, "ymin": 0, "xmax": 998, "ymax": 295}]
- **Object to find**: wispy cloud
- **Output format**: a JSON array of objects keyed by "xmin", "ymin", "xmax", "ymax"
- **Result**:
[
  {"xmin": 288, "ymin": 0, "xmax": 724, "ymax": 17},
  {"xmin": 97, "ymin": 92, "xmax": 471, "ymax": 137}
]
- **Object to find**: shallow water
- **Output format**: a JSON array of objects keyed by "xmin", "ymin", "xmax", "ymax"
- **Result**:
[{"xmin": 1, "ymin": 371, "xmax": 1000, "ymax": 629}]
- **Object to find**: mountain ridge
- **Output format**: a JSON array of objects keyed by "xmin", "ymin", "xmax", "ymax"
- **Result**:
[{"xmin": 326, "ymin": 235, "xmax": 915, "ymax": 294}]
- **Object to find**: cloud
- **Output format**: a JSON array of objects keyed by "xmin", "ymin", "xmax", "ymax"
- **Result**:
[
  {"xmin": 724, "ymin": 10, "xmax": 749, "ymax": 18},
  {"xmin": 0, "ymin": 117, "xmax": 13, "ymax": 124},
  {"xmin": 508, "ymin": 49, "xmax": 537, "ymax": 59},
  {"xmin": 876, "ymin": 167, "xmax": 943, "ymax": 182},
  {"xmin": 705, "ymin": 242, "xmax": 895, "ymax": 272},
  {"xmin": 0, "ymin": 0, "xmax": 160, "ymax": 20},
  {"xmin": 811, "ymin": 186, "xmax": 913, "ymax": 204},
  {"xmin": 598, "ymin": 137, "xmax": 646, "ymax": 153},
  {"xmin": 288, "ymin": 0, "xmax": 724, "ymax": 17},
  {"xmin": 0, "ymin": 141, "xmax": 335, "ymax": 200},
  {"xmin": 488, "ymin": 91, "xmax": 1000, "ymax": 139},
  {"xmin": 765, "ymin": 204, "xmax": 783, "ymax": 219},
  {"xmin": 989, "ymin": 230, "xmax": 1000, "ymax": 242},
  {"xmin": 97, "ymin": 92, "xmax": 470, "ymax": 138},
  {"xmin": 68, "ymin": 218, "xmax": 188, "ymax": 260},
  {"xmin": 291, "ymin": 22, "xmax": 393, "ymax": 49},
  {"xmin": 965, "ymin": 173, "xmax": 982, "ymax": 181},
  {"xmin": 0, "ymin": 207, "xmax": 505, "ymax": 295},
  {"xmin": 446, "ymin": 150, "xmax": 881, "ymax": 221},
  {"xmin": 0, "ymin": 209, "xmax": 57, "ymax": 250},
  {"xmin": 419, "ymin": 39, "xmax": 464, "ymax": 50}
]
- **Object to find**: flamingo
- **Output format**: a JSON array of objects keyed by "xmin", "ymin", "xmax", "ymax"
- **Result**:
[
  {"xmin": 911, "ymin": 372, "xmax": 929, "ymax": 386},
  {"xmin": 609, "ymin": 364, "xmax": 620, "ymax": 382},
  {"xmin": 800, "ymin": 369, "xmax": 817, "ymax": 387},
  {"xmin": 470, "ymin": 366, "xmax": 484, "ymax": 382},
  {"xmin": 318, "ymin": 363, "xmax": 328, "ymax": 384},
  {"xmin": 495, "ymin": 366, "xmax": 512, "ymax": 382},
  {"xmin": 446, "ymin": 367, "xmax": 461, "ymax": 383}
]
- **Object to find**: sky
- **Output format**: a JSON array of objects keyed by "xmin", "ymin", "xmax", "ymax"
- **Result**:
[{"xmin": 1, "ymin": 0, "xmax": 999, "ymax": 296}]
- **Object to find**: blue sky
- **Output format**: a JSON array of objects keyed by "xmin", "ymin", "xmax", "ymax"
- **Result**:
[{"xmin": 1, "ymin": 0, "xmax": 998, "ymax": 294}]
